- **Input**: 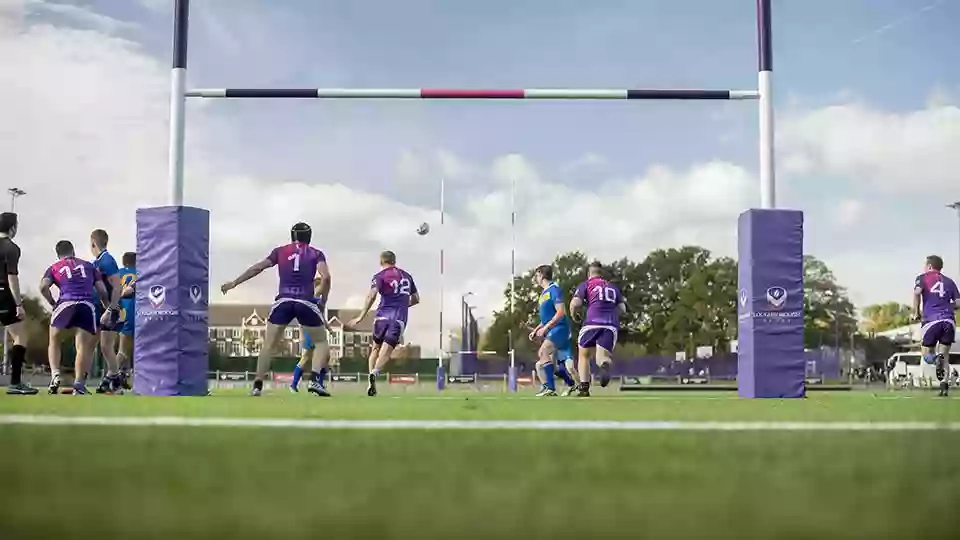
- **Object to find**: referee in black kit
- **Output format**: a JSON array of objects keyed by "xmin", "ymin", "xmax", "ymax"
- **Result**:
[{"xmin": 1, "ymin": 212, "xmax": 37, "ymax": 394}]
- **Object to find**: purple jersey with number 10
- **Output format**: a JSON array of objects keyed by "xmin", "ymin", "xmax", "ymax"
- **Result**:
[
  {"xmin": 45, "ymin": 257, "xmax": 100, "ymax": 302},
  {"xmin": 574, "ymin": 277, "xmax": 624, "ymax": 327},
  {"xmin": 916, "ymin": 271, "xmax": 959, "ymax": 323},
  {"xmin": 268, "ymin": 242, "xmax": 325, "ymax": 301},
  {"xmin": 373, "ymin": 266, "xmax": 417, "ymax": 324}
]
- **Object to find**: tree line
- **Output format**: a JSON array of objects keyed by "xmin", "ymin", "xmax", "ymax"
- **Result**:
[{"xmin": 482, "ymin": 247, "xmax": 860, "ymax": 358}]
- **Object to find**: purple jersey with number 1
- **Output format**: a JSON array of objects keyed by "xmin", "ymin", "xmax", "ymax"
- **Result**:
[
  {"xmin": 574, "ymin": 277, "xmax": 623, "ymax": 351},
  {"xmin": 268, "ymin": 242, "xmax": 325, "ymax": 301}
]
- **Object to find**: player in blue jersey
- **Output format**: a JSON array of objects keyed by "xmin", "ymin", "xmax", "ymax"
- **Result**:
[
  {"xmin": 528, "ymin": 265, "xmax": 579, "ymax": 397},
  {"xmin": 115, "ymin": 252, "xmax": 136, "ymax": 390},
  {"xmin": 90, "ymin": 229, "xmax": 124, "ymax": 393},
  {"xmin": 911, "ymin": 255, "xmax": 960, "ymax": 397}
]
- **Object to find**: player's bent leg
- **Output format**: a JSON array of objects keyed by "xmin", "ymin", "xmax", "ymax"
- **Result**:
[
  {"xmin": 291, "ymin": 347, "xmax": 312, "ymax": 392},
  {"xmin": 74, "ymin": 329, "xmax": 98, "ymax": 395},
  {"xmin": 535, "ymin": 340, "xmax": 557, "ymax": 396},
  {"xmin": 576, "ymin": 346, "xmax": 593, "ymax": 396},
  {"xmin": 252, "ymin": 322, "xmax": 285, "ymax": 396},
  {"xmin": 117, "ymin": 332, "xmax": 134, "ymax": 390},
  {"xmin": 936, "ymin": 341, "xmax": 952, "ymax": 397},
  {"xmin": 595, "ymin": 346, "xmax": 614, "ymax": 388},
  {"xmin": 96, "ymin": 330, "xmax": 121, "ymax": 394},
  {"xmin": 301, "ymin": 325, "xmax": 330, "ymax": 397},
  {"xmin": 47, "ymin": 326, "xmax": 64, "ymax": 394}
]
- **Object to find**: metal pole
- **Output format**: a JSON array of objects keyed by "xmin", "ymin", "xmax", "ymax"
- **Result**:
[
  {"xmin": 169, "ymin": 0, "xmax": 190, "ymax": 206},
  {"xmin": 949, "ymin": 202, "xmax": 960, "ymax": 273},
  {"xmin": 508, "ymin": 177, "xmax": 518, "ymax": 392},
  {"xmin": 757, "ymin": 0, "xmax": 775, "ymax": 209},
  {"xmin": 437, "ymin": 178, "xmax": 446, "ymax": 390}
]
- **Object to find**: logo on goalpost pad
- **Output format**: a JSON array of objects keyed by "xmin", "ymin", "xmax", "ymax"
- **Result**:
[
  {"xmin": 149, "ymin": 285, "xmax": 165, "ymax": 308},
  {"xmin": 765, "ymin": 286, "xmax": 787, "ymax": 310}
]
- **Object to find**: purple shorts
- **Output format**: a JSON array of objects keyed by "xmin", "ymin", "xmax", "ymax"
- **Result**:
[
  {"xmin": 267, "ymin": 298, "xmax": 325, "ymax": 327},
  {"xmin": 578, "ymin": 325, "xmax": 618, "ymax": 352},
  {"xmin": 51, "ymin": 301, "xmax": 98, "ymax": 335},
  {"xmin": 372, "ymin": 317, "xmax": 405, "ymax": 347},
  {"xmin": 920, "ymin": 320, "xmax": 956, "ymax": 347}
]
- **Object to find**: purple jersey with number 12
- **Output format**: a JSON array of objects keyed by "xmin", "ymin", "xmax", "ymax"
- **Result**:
[
  {"xmin": 373, "ymin": 266, "xmax": 417, "ymax": 324},
  {"xmin": 45, "ymin": 257, "xmax": 101, "ymax": 302},
  {"xmin": 268, "ymin": 242, "xmax": 325, "ymax": 301},
  {"xmin": 574, "ymin": 277, "xmax": 623, "ymax": 327},
  {"xmin": 916, "ymin": 271, "xmax": 959, "ymax": 322}
]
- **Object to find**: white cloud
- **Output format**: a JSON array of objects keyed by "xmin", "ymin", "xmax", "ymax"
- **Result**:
[
  {"xmin": 779, "ymin": 103, "xmax": 960, "ymax": 191},
  {"xmin": 25, "ymin": 0, "xmax": 136, "ymax": 34},
  {"xmin": 833, "ymin": 199, "xmax": 864, "ymax": 227}
]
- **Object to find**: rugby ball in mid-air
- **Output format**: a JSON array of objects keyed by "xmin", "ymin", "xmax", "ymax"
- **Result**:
[{"xmin": 416, "ymin": 222, "xmax": 430, "ymax": 236}]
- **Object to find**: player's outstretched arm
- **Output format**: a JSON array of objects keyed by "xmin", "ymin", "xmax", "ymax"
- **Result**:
[
  {"xmin": 349, "ymin": 284, "xmax": 378, "ymax": 328},
  {"xmin": 222, "ymin": 258, "xmax": 273, "ymax": 294},
  {"xmin": 38, "ymin": 277, "xmax": 56, "ymax": 308}
]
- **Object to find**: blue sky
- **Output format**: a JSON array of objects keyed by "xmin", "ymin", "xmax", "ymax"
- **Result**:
[{"xmin": 8, "ymin": 0, "xmax": 959, "ymax": 349}]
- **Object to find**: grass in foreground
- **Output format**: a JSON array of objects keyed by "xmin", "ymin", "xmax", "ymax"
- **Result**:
[
  {"xmin": 3, "ymin": 427, "xmax": 959, "ymax": 539},
  {"xmin": 2, "ymin": 391, "xmax": 959, "ymax": 539}
]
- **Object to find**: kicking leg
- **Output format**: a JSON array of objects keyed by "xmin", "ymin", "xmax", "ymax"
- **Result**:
[
  {"xmin": 302, "ymin": 325, "xmax": 330, "ymax": 397},
  {"xmin": 252, "ymin": 323, "xmax": 285, "ymax": 396},
  {"xmin": 366, "ymin": 342, "xmax": 381, "ymax": 396},
  {"xmin": 595, "ymin": 345, "xmax": 614, "ymax": 388},
  {"xmin": 936, "ymin": 342, "xmax": 951, "ymax": 397}
]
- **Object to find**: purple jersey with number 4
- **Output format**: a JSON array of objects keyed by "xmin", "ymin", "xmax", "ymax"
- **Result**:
[
  {"xmin": 915, "ymin": 271, "xmax": 958, "ymax": 323},
  {"xmin": 373, "ymin": 266, "xmax": 417, "ymax": 324},
  {"xmin": 268, "ymin": 242, "xmax": 325, "ymax": 301},
  {"xmin": 45, "ymin": 257, "xmax": 100, "ymax": 302},
  {"xmin": 574, "ymin": 277, "xmax": 624, "ymax": 327}
]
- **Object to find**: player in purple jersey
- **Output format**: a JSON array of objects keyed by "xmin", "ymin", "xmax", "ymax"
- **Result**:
[
  {"xmin": 38, "ymin": 240, "xmax": 118, "ymax": 395},
  {"xmin": 348, "ymin": 251, "xmax": 419, "ymax": 396},
  {"xmin": 221, "ymin": 222, "xmax": 333, "ymax": 397},
  {"xmin": 570, "ymin": 261, "xmax": 626, "ymax": 397},
  {"xmin": 910, "ymin": 255, "xmax": 960, "ymax": 397}
]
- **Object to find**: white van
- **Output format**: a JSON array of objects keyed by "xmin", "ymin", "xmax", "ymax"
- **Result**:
[{"xmin": 887, "ymin": 352, "xmax": 960, "ymax": 388}]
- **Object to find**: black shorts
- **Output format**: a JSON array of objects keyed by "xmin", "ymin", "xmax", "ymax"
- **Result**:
[{"xmin": 0, "ymin": 285, "xmax": 21, "ymax": 327}]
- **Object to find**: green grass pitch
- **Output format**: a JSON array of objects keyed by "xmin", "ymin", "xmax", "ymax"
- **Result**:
[{"xmin": 2, "ymin": 388, "xmax": 959, "ymax": 539}]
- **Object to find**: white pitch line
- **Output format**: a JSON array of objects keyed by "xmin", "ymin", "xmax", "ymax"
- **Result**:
[{"xmin": 0, "ymin": 415, "xmax": 958, "ymax": 431}]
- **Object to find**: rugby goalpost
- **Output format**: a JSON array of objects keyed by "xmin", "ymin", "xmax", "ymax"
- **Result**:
[{"xmin": 135, "ymin": 0, "xmax": 805, "ymax": 398}]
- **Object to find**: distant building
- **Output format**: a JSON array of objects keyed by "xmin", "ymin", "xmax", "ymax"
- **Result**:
[{"xmin": 208, "ymin": 304, "xmax": 376, "ymax": 363}]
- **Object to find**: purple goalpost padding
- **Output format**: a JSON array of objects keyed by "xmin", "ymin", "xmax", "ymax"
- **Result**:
[{"xmin": 145, "ymin": 0, "xmax": 801, "ymax": 397}]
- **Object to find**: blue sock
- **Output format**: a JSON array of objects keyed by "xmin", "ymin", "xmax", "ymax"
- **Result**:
[
  {"xmin": 543, "ymin": 363, "xmax": 556, "ymax": 391},
  {"xmin": 923, "ymin": 354, "xmax": 937, "ymax": 365},
  {"xmin": 557, "ymin": 364, "xmax": 575, "ymax": 387},
  {"xmin": 292, "ymin": 365, "xmax": 303, "ymax": 387},
  {"xmin": 317, "ymin": 367, "xmax": 328, "ymax": 387}
]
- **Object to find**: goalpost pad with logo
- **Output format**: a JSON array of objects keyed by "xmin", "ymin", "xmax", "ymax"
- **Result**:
[
  {"xmin": 133, "ymin": 206, "xmax": 210, "ymax": 396},
  {"xmin": 736, "ymin": 209, "xmax": 805, "ymax": 398}
]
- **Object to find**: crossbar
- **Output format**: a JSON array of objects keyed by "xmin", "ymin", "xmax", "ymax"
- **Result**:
[{"xmin": 186, "ymin": 88, "xmax": 760, "ymax": 100}]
